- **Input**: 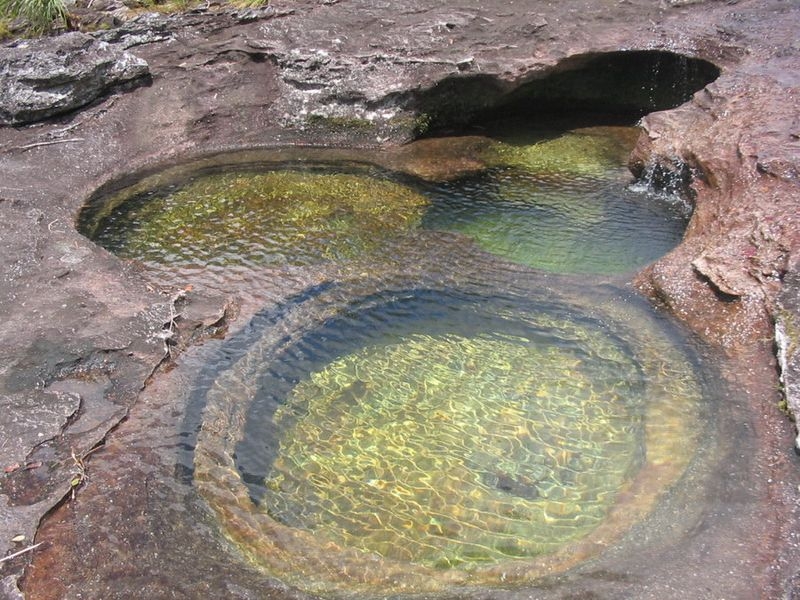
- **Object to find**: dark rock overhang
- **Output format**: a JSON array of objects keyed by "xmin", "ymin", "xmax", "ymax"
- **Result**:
[{"xmin": 410, "ymin": 50, "xmax": 721, "ymax": 133}]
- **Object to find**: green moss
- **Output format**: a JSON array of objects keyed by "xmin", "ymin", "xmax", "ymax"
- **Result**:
[
  {"xmin": 412, "ymin": 112, "xmax": 432, "ymax": 137},
  {"xmin": 304, "ymin": 114, "xmax": 375, "ymax": 132},
  {"xmin": 778, "ymin": 396, "xmax": 790, "ymax": 416},
  {"xmin": 382, "ymin": 113, "xmax": 434, "ymax": 139},
  {"xmin": 481, "ymin": 129, "xmax": 636, "ymax": 178},
  {"xmin": 95, "ymin": 169, "xmax": 429, "ymax": 268}
]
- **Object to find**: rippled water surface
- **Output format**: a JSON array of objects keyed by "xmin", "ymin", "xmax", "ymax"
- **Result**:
[
  {"xmin": 421, "ymin": 128, "xmax": 689, "ymax": 274},
  {"xmin": 191, "ymin": 276, "xmax": 706, "ymax": 595},
  {"xmin": 75, "ymin": 127, "xmax": 722, "ymax": 597},
  {"xmin": 267, "ymin": 327, "xmax": 644, "ymax": 566},
  {"xmin": 81, "ymin": 126, "xmax": 688, "ymax": 288},
  {"xmin": 422, "ymin": 167, "xmax": 688, "ymax": 274},
  {"xmin": 90, "ymin": 169, "xmax": 429, "ymax": 269}
]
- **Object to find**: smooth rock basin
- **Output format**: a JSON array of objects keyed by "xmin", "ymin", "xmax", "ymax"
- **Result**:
[
  {"xmin": 76, "ymin": 127, "xmax": 730, "ymax": 597},
  {"xmin": 191, "ymin": 276, "xmax": 710, "ymax": 595},
  {"xmin": 78, "ymin": 126, "xmax": 688, "ymax": 287}
]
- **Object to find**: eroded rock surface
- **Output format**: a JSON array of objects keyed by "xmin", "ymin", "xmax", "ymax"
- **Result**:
[
  {"xmin": 630, "ymin": 17, "xmax": 800, "ymax": 351},
  {"xmin": 0, "ymin": 31, "xmax": 149, "ymax": 125}
]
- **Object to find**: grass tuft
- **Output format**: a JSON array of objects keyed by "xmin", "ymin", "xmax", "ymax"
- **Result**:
[
  {"xmin": 0, "ymin": 0, "xmax": 67, "ymax": 34},
  {"xmin": 0, "ymin": 16, "xmax": 12, "ymax": 39}
]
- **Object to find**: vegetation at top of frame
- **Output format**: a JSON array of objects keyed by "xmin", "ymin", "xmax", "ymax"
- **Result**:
[
  {"xmin": 124, "ymin": 0, "xmax": 268, "ymax": 16},
  {"xmin": 0, "ymin": 0, "xmax": 268, "ymax": 37},
  {"xmin": 0, "ymin": 0, "xmax": 68, "ymax": 34},
  {"xmin": 0, "ymin": 16, "xmax": 12, "ymax": 39},
  {"xmin": 227, "ymin": 0, "xmax": 268, "ymax": 8}
]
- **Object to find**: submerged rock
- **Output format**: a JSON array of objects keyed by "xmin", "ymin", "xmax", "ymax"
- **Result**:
[{"xmin": 0, "ymin": 31, "xmax": 149, "ymax": 126}]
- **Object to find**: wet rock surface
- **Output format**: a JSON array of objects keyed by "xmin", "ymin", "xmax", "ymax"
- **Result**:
[
  {"xmin": 777, "ymin": 270, "xmax": 800, "ymax": 449},
  {"xmin": 0, "ymin": 0, "xmax": 798, "ymax": 597}
]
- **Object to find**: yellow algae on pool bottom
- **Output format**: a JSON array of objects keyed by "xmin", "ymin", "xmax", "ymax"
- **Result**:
[
  {"xmin": 480, "ymin": 127, "xmax": 640, "ymax": 179},
  {"xmin": 264, "ymin": 333, "xmax": 642, "ymax": 567},
  {"xmin": 193, "ymin": 294, "xmax": 703, "ymax": 596}
]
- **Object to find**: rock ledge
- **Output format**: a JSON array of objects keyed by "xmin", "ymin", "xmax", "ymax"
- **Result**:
[{"xmin": 0, "ymin": 31, "xmax": 149, "ymax": 125}]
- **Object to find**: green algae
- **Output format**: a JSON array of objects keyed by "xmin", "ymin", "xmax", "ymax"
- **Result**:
[
  {"xmin": 304, "ymin": 114, "xmax": 375, "ymax": 131},
  {"xmin": 92, "ymin": 169, "xmax": 429, "ymax": 268},
  {"xmin": 421, "ymin": 126, "xmax": 687, "ymax": 275},
  {"xmin": 481, "ymin": 127, "xmax": 638, "ymax": 179},
  {"xmin": 84, "ymin": 126, "xmax": 686, "ymax": 280},
  {"xmin": 263, "ymin": 327, "xmax": 645, "ymax": 567}
]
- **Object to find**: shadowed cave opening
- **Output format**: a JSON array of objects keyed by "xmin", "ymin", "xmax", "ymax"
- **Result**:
[{"xmin": 411, "ymin": 50, "xmax": 721, "ymax": 134}]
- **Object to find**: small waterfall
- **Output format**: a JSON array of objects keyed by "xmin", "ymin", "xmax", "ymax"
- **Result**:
[
  {"xmin": 629, "ymin": 158, "xmax": 695, "ymax": 218},
  {"xmin": 645, "ymin": 52, "xmax": 663, "ymax": 111}
]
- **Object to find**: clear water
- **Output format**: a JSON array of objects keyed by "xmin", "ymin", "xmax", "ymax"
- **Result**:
[
  {"xmin": 77, "ymin": 127, "xmax": 708, "ymax": 596},
  {"xmin": 219, "ymin": 288, "xmax": 702, "ymax": 580},
  {"xmin": 80, "ymin": 127, "xmax": 689, "ymax": 287},
  {"xmin": 192, "ymin": 274, "xmax": 705, "ymax": 595},
  {"xmin": 268, "ymin": 328, "xmax": 644, "ymax": 566},
  {"xmin": 421, "ymin": 165, "xmax": 688, "ymax": 274},
  {"xmin": 89, "ymin": 169, "xmax": 429, "ymax": 269}
]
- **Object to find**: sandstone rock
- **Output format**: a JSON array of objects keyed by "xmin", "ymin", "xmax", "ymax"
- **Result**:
[
  {"xmin": 91, "ymin": 12, "xmax": 173, "ymax": 49},
  {"xmin": 776, "ymin": 269, "xmax": 800, "ymax": 450},
  {"xmin": 0, "ymin": 0, "xmax": 799, "ymax": 596},
  {"xmin": 692, "ymin": 253, "xmax": 745, "ymax": 297},
  {"xmin": 0, "ymin": 391, "xmax": 80, "ymax": 466},
  {"xmin": 0, "ymin": 31, "xmax": 149, "ymax": 126}
]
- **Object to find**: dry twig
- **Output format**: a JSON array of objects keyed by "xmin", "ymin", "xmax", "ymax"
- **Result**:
[
  {"xmin": 68, "ymin": 445, "xmax": 103, "ymax": 500},
  {"xmin": 0, "ymin": 543, "xmax": 43, "ymax": 564},
  {"xmin": 16, "ymin": 138, "xmax": 85, "ymax": 152}
]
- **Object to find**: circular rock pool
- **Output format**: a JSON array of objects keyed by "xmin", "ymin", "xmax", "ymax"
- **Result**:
[{"xmin": 192, "ymin": 276, "xmax": 707, "ymax": 595}]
